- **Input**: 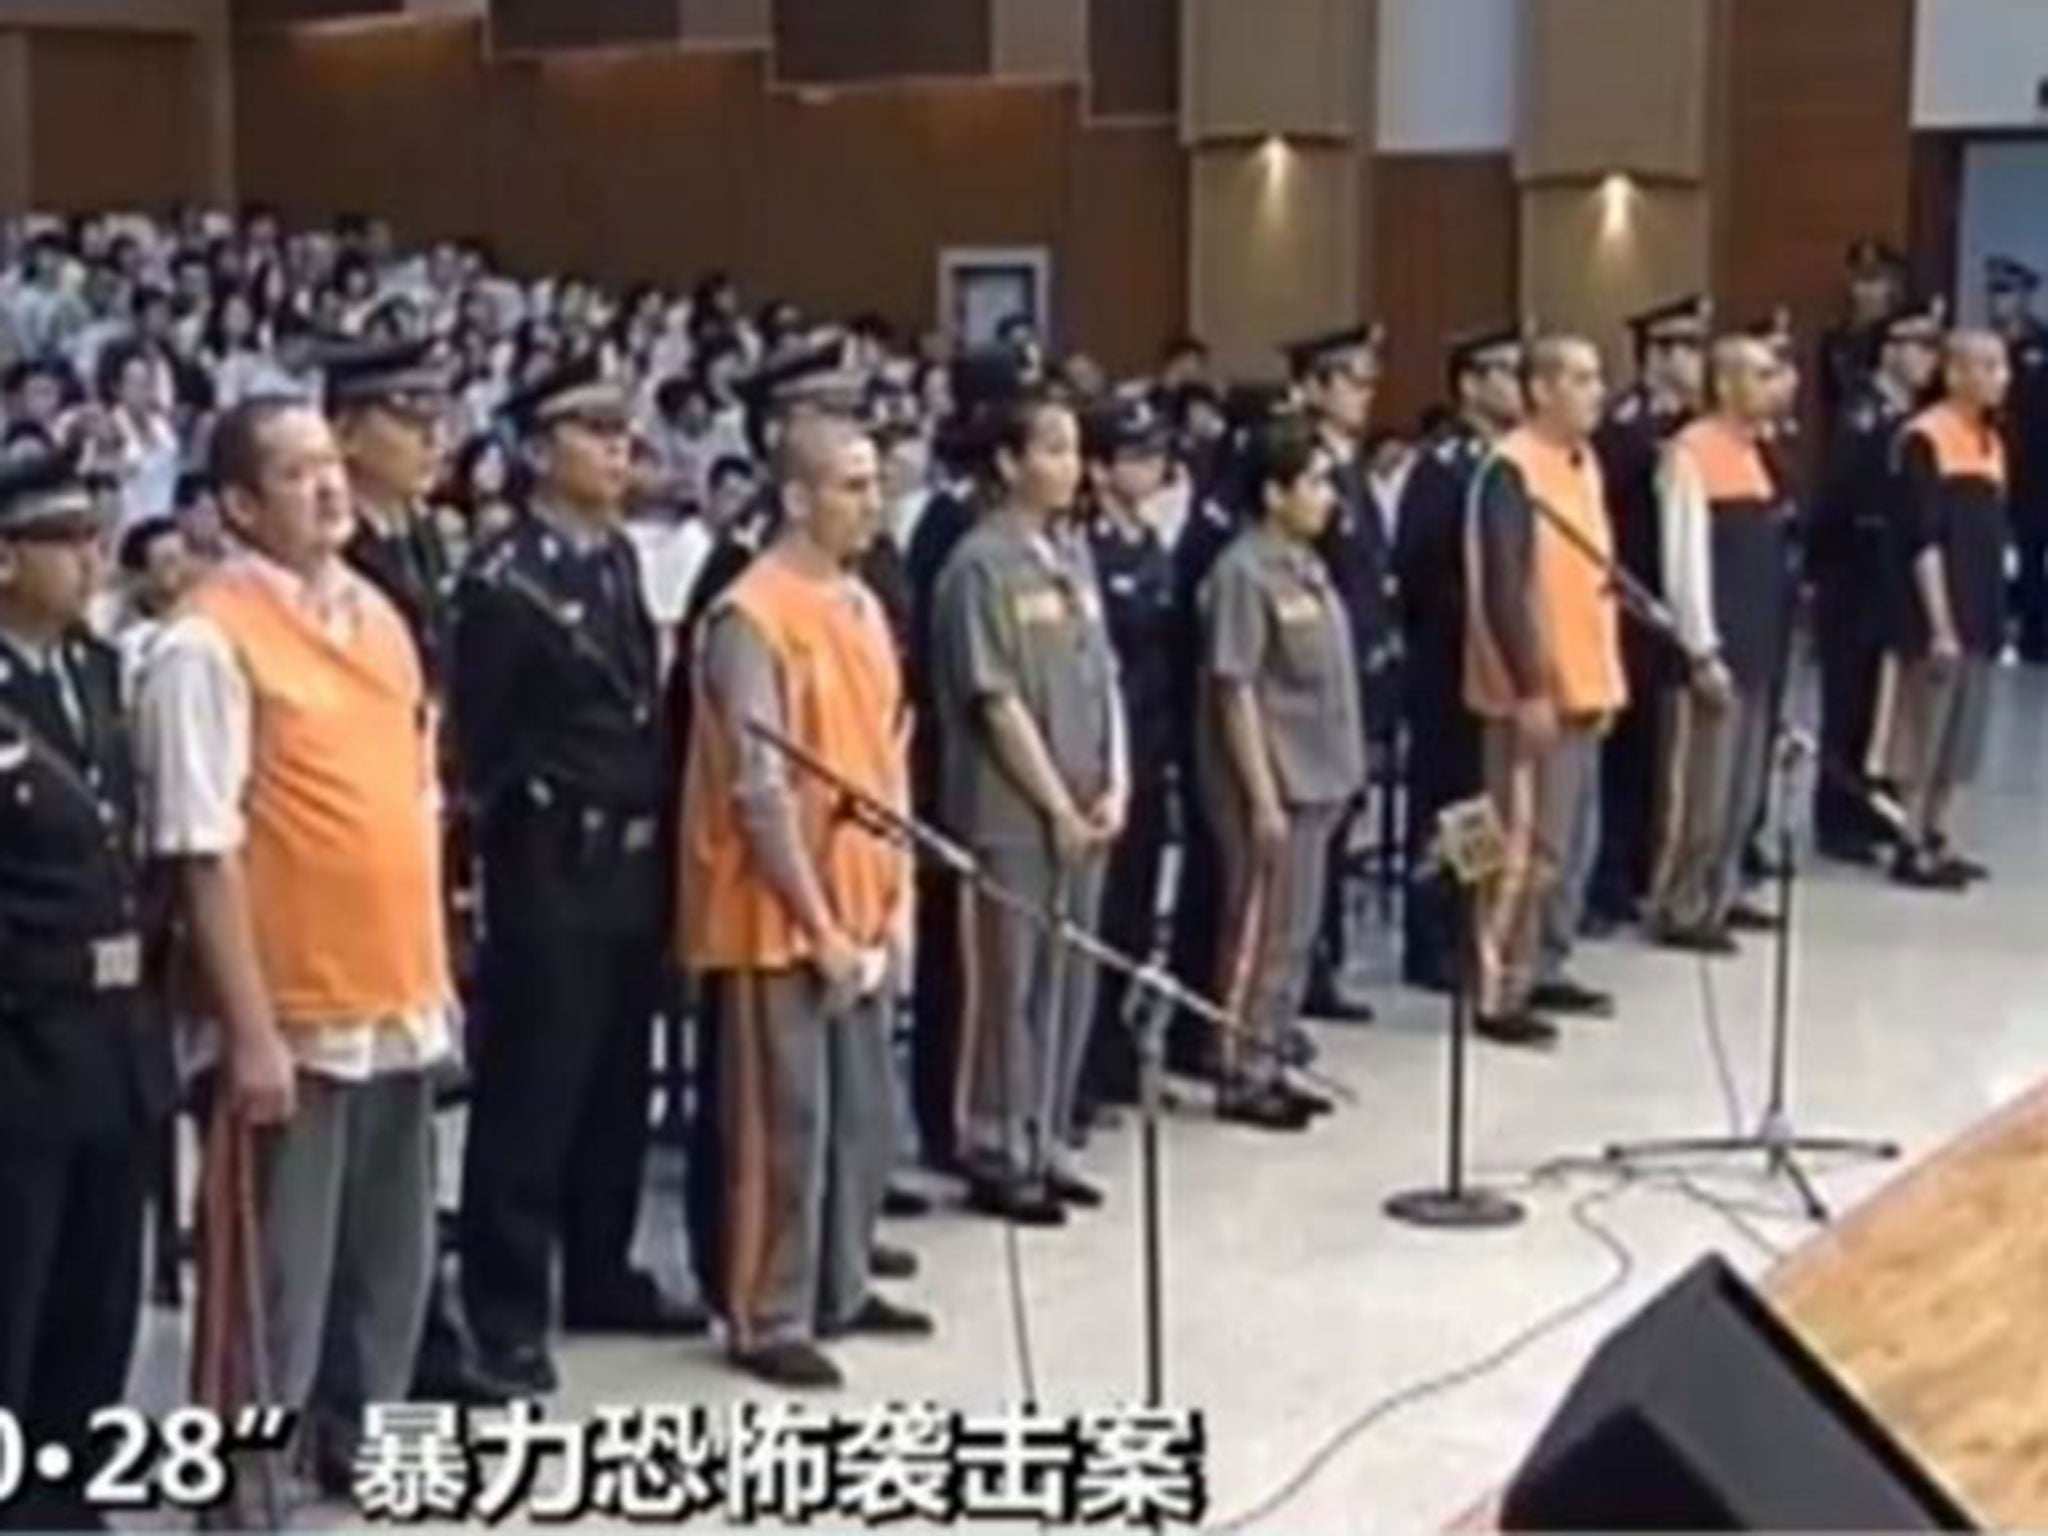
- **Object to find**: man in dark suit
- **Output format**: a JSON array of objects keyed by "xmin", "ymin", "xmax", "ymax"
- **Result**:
[{"xmin": 0, "ymin": 449, "xmax": 172, "ymax": 1528}]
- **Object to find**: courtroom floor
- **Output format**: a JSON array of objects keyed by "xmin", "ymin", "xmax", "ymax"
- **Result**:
[{"xmin": 128, "ymin": 662, "xmax": 2048, "ymax": 1534}]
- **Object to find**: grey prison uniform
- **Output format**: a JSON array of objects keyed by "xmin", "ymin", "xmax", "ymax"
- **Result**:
[
  {"xmin": 696, "ymin": 606, "xmax": 898, "ymax": 1347},
  {"xmin": 1649, "ymin": 421, "xmax": 1792, "ymax": 938},
  {"xmin": 932, "ymin": 517, "xmax": 1120, "ymax": 1181},
  {"xmin": 1197, "ymin": 525, "xmax": 1366, "ymax": 1088}
]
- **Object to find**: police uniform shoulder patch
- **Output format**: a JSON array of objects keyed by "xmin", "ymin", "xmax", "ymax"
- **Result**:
[{"xmin": 1612, "ymin": 393, "xmax": 1643, "ymax": 426}]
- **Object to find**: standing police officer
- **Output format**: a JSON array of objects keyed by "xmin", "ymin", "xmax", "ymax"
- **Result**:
[
  {"xmin": 1811, "ymin": 301, "xmax": 1943, "ymax": 863},
  {"xmin": 1288, "ymin": 326, "xmax": 1389, "ymax": 1023},
  {"xmin": 1394, "ymin": 328, "xmax": 1524, "ymax": 992},
  {"xmin": 1587, "ymin": 296, "xmax": 1708, "ymax": 943},
  {"xmin": 1078, "ymin": 395, "xmax": 1176, "ymax": 1118},
  {"xmin": 0, "ymin": 450, "xmax": 171, "ymax": 1528},
  {"xmin": 1986, "ymin": 257, "xmax": 2048, "ymax": 662},
  {"xmin": 453, "ymin": 358, "xmax": 706, "ymax": 1396}
]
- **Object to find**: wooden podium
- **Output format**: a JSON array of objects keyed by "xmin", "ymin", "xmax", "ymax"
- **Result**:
[{"xmin": 1769, "ymin": 1081, "xmax": 2048, "ymax": 1528}]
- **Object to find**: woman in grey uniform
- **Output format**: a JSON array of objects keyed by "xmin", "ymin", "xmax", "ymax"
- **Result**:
[
  {"xmin": 1199, "ymin": 416, "xmax": 1366, "ymax": 1131},
  {"xmin": 932, "ymin": 387, "xmax": 1127, "ymax": 1224}
]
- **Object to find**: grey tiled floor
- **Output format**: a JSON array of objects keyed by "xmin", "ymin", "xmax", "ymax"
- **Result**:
[{"xmin": 128, "ymin": 666, "xmax": 2048, "ymax": 1532}]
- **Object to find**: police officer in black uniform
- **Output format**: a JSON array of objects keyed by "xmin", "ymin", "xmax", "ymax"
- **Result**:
[
  {"xmin": 1819, "ymin": 241, "xmax": 1906, "ymax": 440},
  {"xmin": 0, "ymin": 450, "xmax": 172, "ymax": 1529},
  {"xmin": 1393, "ymin": 326, "xmax": 1524, "ymax": 992},
  {"xmin": 452, "ymin": 358, "xmax": 706, "ymax": 1397},
  {"xmin": 1986, "ymin": 256, "xmax": 2048, "ymax": 661},
  {"xmin": 1288, "ymin": 325, "xmax": 1391, "ymax": 1023},
  {"xmin": 1077, "ymin": 394, "xmax": 1176, "ymax": 1116},
  {"xmin": 1811, "ymin": 299, "xmax": 1945, "ymax": 861},
  {"xmin": 329, "ymin": 339, "xmax": 458, "ymax": 682},
  {"xmin": 325, "ymin": 339, "xmax": 513, "ymax": 1407},
  {"xmin": 1588, "ymin": 296, "xmax": 1708, "ymax": 931}
]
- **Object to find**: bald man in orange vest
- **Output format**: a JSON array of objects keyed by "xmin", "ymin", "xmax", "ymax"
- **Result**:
[
  {"xmin": 679, "ymin": 413, "xmax": 933, "ymax": 1391},
  {"xmin": 1464, "ymin": 336, "xmax": 1628, "ymax": 1049}
]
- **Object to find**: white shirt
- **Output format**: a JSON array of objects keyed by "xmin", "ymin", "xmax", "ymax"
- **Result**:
[{"xmin": 134, "ymin": 552, "xmax": 453, "ymax": 1081}]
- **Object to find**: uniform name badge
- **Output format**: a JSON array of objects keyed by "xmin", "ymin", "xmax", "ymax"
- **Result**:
[
  {"xmin": 1013, "ymin": 588, "xmax": 1067, "ymax": 627},
  {"xmin": 92, "ymin": 934, "xmax": 142, "ymax": 991}
]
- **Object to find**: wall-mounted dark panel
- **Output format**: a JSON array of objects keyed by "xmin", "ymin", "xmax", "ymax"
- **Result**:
[
  {"xmin": 1088, "ymin": 0, "xmax": 1175, "ymax": 119},
  {"xmin": 489, "ymin": 0, "xmax": 679, "ymax": 52},
  {"xmin": 771, "ymin": 0, "xmax": 989, "ymax": 83},
  {"xmin": 233, "ymin": 0, "xmax": 403, "ymax": 26}
]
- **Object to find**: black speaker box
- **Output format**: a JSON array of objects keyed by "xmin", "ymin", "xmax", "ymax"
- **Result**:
[{"xmin": 1501, "ymin": 1254, "xmax": 1975, "ymax": 1531}]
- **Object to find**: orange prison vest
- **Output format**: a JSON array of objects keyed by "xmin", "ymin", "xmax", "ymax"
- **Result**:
[
  {"xmin": 190, "ymin": 564, "xmax": 449, "ymax": 1026},
  {"xmin": 678, "ymin": 555, "xmax": 907, "ymax": 972},
  {"xmin": 1464, "ymin": 426, "xmax": 1628, "ymax": 719}
]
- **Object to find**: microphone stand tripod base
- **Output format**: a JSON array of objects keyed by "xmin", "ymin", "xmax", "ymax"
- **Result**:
[{"xmin": 1384, "ymin": 1185, "xmax": 1526, "ymax": 1229}]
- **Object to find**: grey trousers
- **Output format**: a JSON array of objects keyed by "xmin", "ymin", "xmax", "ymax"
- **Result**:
[
  {"xmin": 1538, "ymin": 732, "xmax": 1602, "ymax": 985},
  {"xmin": 711, "ymin": 969, "xmax": 895, "ymax": 1348},
  {"xmin": 1479, "ymin": 722, "xmax": 1600, "ymax": 1017},
  {"xmin": 1212, "ymin": 796, "xmax": 1343, "ymax": 1091},
  {"xmin": 257, "ymin": 1071, "xmax": 435, "ymax": 1461},
  {"xmin": 1650, "ymin": 686, "xmax": 1772, "ymax": 936},
  {"xmin": 958, "ymin": 840, "xmax": 1106, "ymax": 1181}
]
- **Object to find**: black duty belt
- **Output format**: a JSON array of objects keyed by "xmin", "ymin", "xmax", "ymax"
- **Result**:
[
  {"xmin": 5, "ymin": 931, "xmax": 143, "ymax": 1004},
  {"xmin": 497, "ymin": 778, "xmax": 660, "ymax": 862}
]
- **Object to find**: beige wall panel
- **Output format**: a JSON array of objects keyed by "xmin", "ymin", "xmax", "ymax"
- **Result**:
[
  {"xmin": 1520, "ymin": 179, "xmax": 1709, "ymax": 374},
  {"xmin": 1182, "ymin": 0, "xmax": 1367, "ymax": 143},
  {"xmin": 1191, "ymin": 140, "xmax": 1361, "ymax": 377},
  {"xmin": 1519, "ymin": 0, "xmax": 1714, "ymax": 181},
  {"xmin": 677, "ymin": 0, "xmax": 766, "ymax": 45},
  {"xmin": 993, "ymin": 0, "xmax": 1085, "ymax": 79}
]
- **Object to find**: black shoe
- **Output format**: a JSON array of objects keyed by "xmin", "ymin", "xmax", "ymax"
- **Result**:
[
  {"xmin": 1651, "ymin": 926, "xmax": 1740, "ymax": 957},
  {"xmin": 1302, "ymin": 980, "xmax": 1375, "ymax": 1024},
  {"xmin": 881, "ymin": 1184, "xmax": 933, "ymax": 1219},
  {"xmin": 1046, "ymin": 1170, "xmax": 1106, "ymax": 1209},
  {"xmin": 1528, "ymin": 978, "xmax": 1616, "ymax": 1019},
  {"xmin": 564, "ymin": 1273, "xmax": 712, "ymax": 1337},
  {"xmin": 1217, "ymin": 1087, "xmax": 1312, "ymax": 1132},
  {"xmin": 1929, "ymin": 840, "xmax": 1989, "ymax": 883},
  {"xmin": 474, "ymin": 1342, "xmax": 558, "ymax": 1397},
  {"xmin": 1725, "ymin": 902, "xmax": 1781, "ymax": 933},
  {"xmin": 412, "ymin": 1351, "xmax": 518, "ymax": 1408},
  {"xmin": 869, "ymin": 1243, "xmax": 918, "ymax": 1281},
  {"xmin": 1475, "ymin": 1011, "xmax": 1560, "ymax": 1049},
  {"xmin": 731, "ymin": 1340, "xmax": 844, "ymax": 1390},
  {"xmin": 822, "ymin": 1295, "xmax": 937, "ymax": 1341},
  {"xmin": 1278, "ymin": 1081, "xmax": 1335, "ymax": 1118},
  {"xmin": 1891, "ymin": 847, "xmax": 1969, "ymax": 891},
  {"xmin": 965, "ymin": 1176, "xmax": 1068, "ymax": 1227}
]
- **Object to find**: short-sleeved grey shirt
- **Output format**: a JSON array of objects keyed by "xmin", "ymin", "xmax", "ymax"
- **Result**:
[
  {"xmin": 1199, "ymin": 523, "xmax": 1366, "ymax": 809},
  {"xmin": 932, "ymin": 516, "xmax": 1120, "ymax": 847}
]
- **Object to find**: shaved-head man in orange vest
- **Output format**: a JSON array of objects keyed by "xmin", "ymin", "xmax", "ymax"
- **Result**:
[
  {"xmin": 1463, "ymin": 336, "xmax": 1628, "ymax": 1049},
  {"xmin": 679, "ymin": 413, "xmax": 934, "ymax": 1390}
]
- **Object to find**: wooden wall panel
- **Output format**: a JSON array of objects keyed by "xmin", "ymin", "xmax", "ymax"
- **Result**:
[
  {"xmin": 1522, "ymin": 180, "xmax": 1709, "ymax": 372},
  {"xmin": 1191, "ymin": 140, "xmax": 1361, "ymax": 376},
  {"xmin": 27, "ymin": 29, "xmax": 202, "ymax": 209},
  {"xmin": 771, "ymin": 0, "xmax": 989, "ymax": 84},
  {"xmin": 1371, "ymin": 154, "xmax": 1518, "ymax": 429},
  {"xmin": 1909, "ymin": 132, "xmax": 1965, "ymax": 311},
  {"xmin": 676, "ymin": 0, "xmax": 768, "ymax": 45},
  {"xmin": 1519, "ymin": 0, "xmax": 1714, "ymax": 181},
  {"xmin": 234, "ymin": 19, "xmax": 487, "ymax": 237},
  {"xmin": 233, "ymin": 22, "xmax": 1182, "ymax": 372},
  {"xmin": 488, "ymin": 0, "xmax": 678, "ymax": 53},
  {"xmin": 1714, "ymin": 0, "xmax": 1913, "ymax": 340},
  {"xmin": 1088, "ymin": 0, "xmax": 1175, "ymax": 120},
  {"xmin": 0, "ymin": 34, "xmax": 30, "ymax": 211},
  {"xmin": 0, "ymin": 0, "xmax": 212, "ymax": 29}
]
